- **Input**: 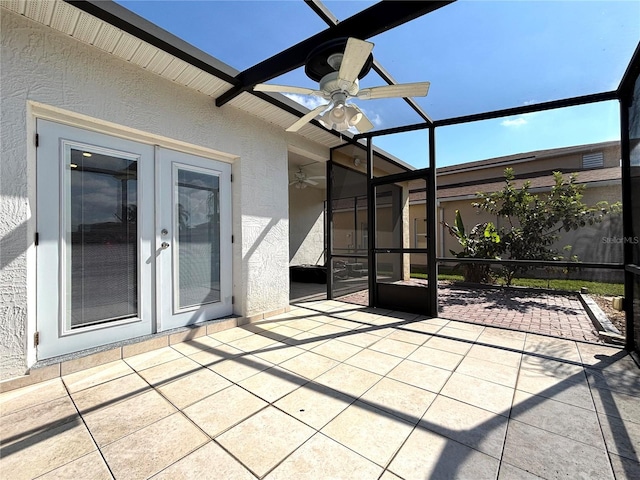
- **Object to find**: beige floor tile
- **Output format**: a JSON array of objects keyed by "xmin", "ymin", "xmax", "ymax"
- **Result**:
[
  {"xmin": 456, "ymin": 356, "xmax": 519, "ymax": 388},
  {"xmin": 386, "ymin": 328, "xmax": 431, "ymax": 345},
  {"xmin": 63, "ymin": 360, "xmax": 134, "ymax": 393},
  {"xmin": 171, "ymin": 335, "xmax": 222, "ymax": 356},
  {"xmin": 516, "ymin": 370, "xmax": 594, "ymax": 411},
  {"xmin": 437, "ymin": 326, "xmax": 482, "ymax": 342},
  {"xmin": 511, "ymin": 390, "xmax": 604, "ymax": 448},
  {"xmin": 445, "ymin": 320, "xmax": 486, "ymax": 333},
  {"xmin": 441, "ymin": 372, "xmax": 514, "ymax": 416},
  {"xmin": 575, "ymin": 342, "xmax": 627, "ymax": 368},
  {"xmin": 283, "ymin": 330, "xmax": 330, "ymax": 350},
  {"xmin": 315, "ymin": 363, "xmax": 382, "ymax": 398},
  {"xmin": 83, "ymin": 389, "xmax": 176, "ymax": 447},
  {"xmin": 238, "ymin": 366, "xmax": 308, "ymax": 403},
  {"xmin": 37, "ymin": 451, "xmax": 112, "ymax": 480},
  {"xmin": 407, "ymin": 345, "xmax": 464, "ymax": 370},
  {"xmin": 336, "ymin": 331, "xmax": 380, "ymax": 348},
  {"xmin": 345, "ymin": 348, "xmax": 403, "ymax": 376},
  {"xmin": 424, "ymin": 335, "xmax": 473, "ymax": 355},
  {"xmin": 598, "ymin": 412, "xmax": 640, "ymax": 461},
  {"xmin": 157, "ymin": 368, "xmax": 232, "ymax": 410},
  {"xmin": 189, "ymin": 343, "xmax": 244, "ymax": 367},
  {"xmin": 123, "ymin": 347, "xmax": 184, "ymax": 372},
  {"xmin": 502, "ymin": 420, "xmax": 614, "ymax": 479},
  {"xmin": 265, "ymin": 432, "xmax": 383, "ymax": 480},
  {"xmin": 217, "ymin": 406, "xmax": 315, "ymax": 477},
  {"xmin": 0, "ymin": 378, "xmax": 67, "ymax": 416},
  {"xmin": 71, "ymin": 372, "xmax": 150, "ymax": 414},
  {"xmin": 274, "ymin": 382, "xmax": 355, "ymax": 430},
  {"xmin": 253, "ymin": 342, "xmax": 306, "ymax": 365},
  {"xmin": 281, "ymin": 317, "xmax": 324, "ymax": 332},
  {"xmin": 101, "ymin": 413, "xmax": 209, "ymax": 480},
  {"xmin": 151, "ymin": 441, "xmax": 254, "ymax": 479},
  {"xmin": 369, "ymin": 337, "xmax": 419, "ymax": 358},
  {"xmin": 404, "ymin": 321, "xmax": 445, "ymax": 334},
  {"xmin": 420, "ymin": 395, "xmax": 508, "ymax": 458},
  {"xmin": 388, "ymin": 427, "xmax": 499, "ymax": 480},
  {"xmin": 523, "ymin": 334, "xmax": 581, "ymax": 363},
  {"xmin": 0, "ymin": 419, "xmax": 96, "ymax": 480},
  {"xmin": 311, "ymin": 339, "xmax": 363, "ymax": 362},
  {"xmin": 387, "ymin": 359, "xmax": 451, "ymax": 393},
  {"xmin": 1, "ymin": 396, "xmax": 78, "ymax": 447},
  {"xmin": 183, "ymin": 384, "xmax": 267, "ymax": 437},
  {"xmin": 359, "ymin": 377, "xmax": 436, "ymax": 424},
  {"xmin": 338, "ymin": 310, "xmax": 381, "ymax": 323},
  {"xmin": 497, "ymin": 462, "xmax": 544, "ymax": 479},
  {"xmin": 591, "ymin": 387, "xmax": 640, "ymax": 424},
  {"xmin": 477, "ymin": 328, "xmax": 527, "ymax": 351},
  {"xmin": 137, "ymin": 356, "xmax": 202, "ymax": 386},
  {"xmin": 307, "ymin": 323, "xmax": 351, "ymax": 338},
  {"xmin": 321, "ymin": 400, "xmax": 415, "ymax": 466},
  {"xmin": 467, "ymin": 344, "xmax": 523, "ymax": 368},
  {"xmin": 608, "ymin": 452, "xmax": 640, "ymax": 480},
  {"xmin": 261, "ymin": 325, "xmax": 305, "ymax": 342},
  {"xmin": 208, "ymin": 354, "xmax": 272, "ymax": 383},
  {"xmin": 585, "ymin": 366, "xmax": 640, "ymax": 397},
  {"xmin": 379, "ymin": 470, "xmax": 403, "ymax": 480},
  {"xmin": 279, "ymin": 350, "xmax": 340, "ymax": 380},
  {"xmin": 209, "ymin": 326, "xmax": 254, "ymax": 343}
]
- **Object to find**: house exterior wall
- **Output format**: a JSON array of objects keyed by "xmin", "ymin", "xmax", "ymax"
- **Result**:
[
  {"xmin": 289, "ymin": 186, "xmax": 325, "ymax": 266},
  {"xmin": 1, "ymin": 10, "xmax": 300, "ymax": 378}
]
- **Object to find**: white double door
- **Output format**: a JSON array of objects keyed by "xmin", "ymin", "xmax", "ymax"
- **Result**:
[{"xmin": 36, "ymin": 120, "xmax": 232, "ymax": 359}]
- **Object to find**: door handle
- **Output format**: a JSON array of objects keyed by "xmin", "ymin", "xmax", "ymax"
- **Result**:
[{"xmin": 161, "ymin": 242, "xmax": 170, "ymax": 249}]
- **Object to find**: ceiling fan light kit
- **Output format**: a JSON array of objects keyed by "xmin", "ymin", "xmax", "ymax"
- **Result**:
[{"xmin": 254, "ymin": 37, "xmax": 430, "ymax": 134}]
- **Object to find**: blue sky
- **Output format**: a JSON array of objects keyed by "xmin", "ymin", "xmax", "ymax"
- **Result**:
[{"xmin": 117, "ymin": 1, "xmax": 639, "ymax": 167}]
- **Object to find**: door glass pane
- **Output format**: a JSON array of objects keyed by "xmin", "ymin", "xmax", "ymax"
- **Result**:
[
  {"xmin": 66, "ymin": 148, "xmax": 138, "ymax": 328},
  {"xmin": 175, "ymin": 168, "xmax": 220, "ymax": 309},
  {"xmin": 375, "ymin": 183, "xmax": 403, "ymax": 249}
]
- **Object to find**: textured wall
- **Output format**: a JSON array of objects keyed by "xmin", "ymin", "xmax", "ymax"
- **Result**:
[
  {"xmin": 289, "ymin": 187, "xmax": 325, "ymax": 266},
  {"xmin": 0, "ymin": 10, "xmax": 298, "ymax": 378}
]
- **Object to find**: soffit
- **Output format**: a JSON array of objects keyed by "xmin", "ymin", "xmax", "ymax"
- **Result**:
[{"xmin": 0, "ymin": 0, "xmax": 341, "ymax": 149}]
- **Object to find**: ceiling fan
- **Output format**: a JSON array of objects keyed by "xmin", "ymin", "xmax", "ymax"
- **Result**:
[
  {"xmin": 254, "ymin": 37, "xmax": 430, "ymax": 134},
  {"xmin": 290, "ymin": 166, "xmax": 325, "ymax": 189}
]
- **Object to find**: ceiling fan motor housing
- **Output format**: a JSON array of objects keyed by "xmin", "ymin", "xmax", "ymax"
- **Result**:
[{"xmin": 305, "ymin": 37, "xmax": 374, "ymax": 82}]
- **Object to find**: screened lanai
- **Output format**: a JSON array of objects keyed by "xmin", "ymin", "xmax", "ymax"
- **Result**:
[{"xmin": 105, "ymin": 0, "xmax": 640, "ymax": 352}]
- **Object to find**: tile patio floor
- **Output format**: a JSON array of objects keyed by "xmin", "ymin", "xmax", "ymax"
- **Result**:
[{"xmin": 2, "ymin": 300, "xmax": 639, "ymax": 479}]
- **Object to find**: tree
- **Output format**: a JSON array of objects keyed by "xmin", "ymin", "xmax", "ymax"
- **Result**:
[
  {"xmin": 466, "ymin": 168, "xmax": 621, "ymax": 285},
  {"xmin": 444, "ymin": 210, "xmax": 501, "ymax": 283}
]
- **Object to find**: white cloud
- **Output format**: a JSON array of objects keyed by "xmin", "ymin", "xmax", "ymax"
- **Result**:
[
  {"xmin": 283, "ymin": 93, "xmax": 326, "ymax": 110},
  {"xmin": 501, "ymin": 117, "xmax": 527, "ymax": 128}
]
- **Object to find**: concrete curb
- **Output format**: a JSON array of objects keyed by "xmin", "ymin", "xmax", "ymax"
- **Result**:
[{"xmin": 578, "ymin": 293, "xmax": 625, "ymax": 344}]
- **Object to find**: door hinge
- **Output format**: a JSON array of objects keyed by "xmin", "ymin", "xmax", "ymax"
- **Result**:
[
  {"xmin": 232, "ymin": 296, "xmax": 235, "ymax": 304},
  {"xmin": 34, "ymin": 232, "xmax": 39, "ymax": 246},
  {"xmin": 35, "ymin": 133, "xmax": 39, "ymax": 147},
  {"xmin": 33, "ymin": 331, "xmax": 40, "ymax": 347},
  {"xmin": 230, "ymin": 174, "xmax": 233, "ymax": 182},
  {"xmin": 231, "ymin": 235, "xmax": 234, "ymax": 243}
]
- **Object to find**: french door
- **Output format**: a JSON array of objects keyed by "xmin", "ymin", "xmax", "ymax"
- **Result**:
[
  {"xmin": 156, "ymin": 148, "xmax": 232, "ymax": 331},
  {"xmin": 36, "ymin": 120, "xmax": 231, "ymax": 359}
]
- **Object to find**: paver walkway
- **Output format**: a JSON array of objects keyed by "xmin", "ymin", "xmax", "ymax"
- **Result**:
[
  {"xmin": 338, "ymin": 282, "xmax": 600, "ymax": 342},
  {"xmin": 1, "ymin": 300, "xmax": 638, "ymax": 479}
]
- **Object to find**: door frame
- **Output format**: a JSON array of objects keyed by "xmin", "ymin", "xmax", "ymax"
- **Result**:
[{"xmin": 34, "ymin": 116, "xmax": 235, "ymax": 360}]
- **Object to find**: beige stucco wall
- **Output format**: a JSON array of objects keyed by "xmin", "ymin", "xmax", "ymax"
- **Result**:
[
  {"xmin": 289, "ymin": 186, "xmax": 325, "ymax": 266},
  {"xmin": 0, "ymin": 10, "xmax": 322, "ymax": 378}
]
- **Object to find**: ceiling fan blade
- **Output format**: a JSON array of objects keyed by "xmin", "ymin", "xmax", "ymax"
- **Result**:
[
  {"xmin": 254, "ymin": 84, "xmax": 320, "ymax": 96},
  {"xmin": 357, "ymin": 82, "xmax": 430, "ymax": 100},
  {"xmin": 349, "ymin": 105, "xmax": 374, "ymax": 133},
  {"xmin": 286, "ymin": 104, "xmax": 329, "ymax": 132},
  {"xmin": 338, "ymin": 38, "xmax": 374, "ymax": 86},
  {"xmin": 306, "ymin": 176, "xmax": 326, "ymax": 180},
  {"xmin": 304, "ymin": 179, "xmax": 319, "ymax": 186}
]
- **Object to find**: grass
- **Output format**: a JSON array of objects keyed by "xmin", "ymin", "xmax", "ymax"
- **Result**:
[{"xmin": 411, "ymin": 273, "xmax": 624, "ymax": 296}]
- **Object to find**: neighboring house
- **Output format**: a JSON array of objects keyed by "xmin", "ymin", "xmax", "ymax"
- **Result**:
[
  {"xmin": 0, "ymin": 1, "xmax": 346, "ymax": 380},
  {"xmin": 431, "ymin": 141, "xmax": 623, "ymax": 264}
]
